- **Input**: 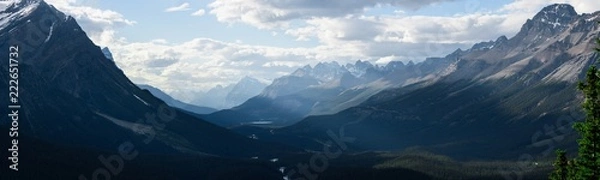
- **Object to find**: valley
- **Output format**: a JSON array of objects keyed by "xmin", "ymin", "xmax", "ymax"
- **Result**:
[{"xmin": 1, "ymin": 0, "xmax": 599, "ymax": 179}]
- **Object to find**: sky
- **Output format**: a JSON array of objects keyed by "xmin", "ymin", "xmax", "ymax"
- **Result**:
[{"xmin": 42, "ymin": 0, "xmax": 600, "ymax": 101}]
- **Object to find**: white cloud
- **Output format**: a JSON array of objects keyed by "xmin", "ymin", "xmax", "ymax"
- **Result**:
[
  {"xmin": 45, "ymin": 0, "xmax": 135, "ymax": 46},
  {"xmin": 376, "ymin": 55, "xmax": 402, "ymax": 65},
  {"xmin": 280, "ymin": 13, "xmax": 511, "ymax": 63},
  {"xmin": 208, "ymin": 0, "xmax": 458, "ymax": 29},
  {"xmin": 502, "ymin": 0, "xmax": 600, "ymax": 14},
  {"xmin": 109, "ymin": 38, "xmax": 324, "ymax": 95},
  {"xmin": 191, "ymin": 8, "xmax": 205, "ymax": 16},
  {"xmin": 43, "ymin": 0, "xmax": 600, "ymax": 101},
  {"xmin": 165, "ymin": 2, "xmax": 191, "ymax": 12}
]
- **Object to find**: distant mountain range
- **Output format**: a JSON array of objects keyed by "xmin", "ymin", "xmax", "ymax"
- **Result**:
[
  {"xmin": 0, "ymin": 1, "xmax": 598, "ymax": 178},
  {"xmin": 204, "ymin": 60, "xmax": 389, "ymax": 127},
  {"xmin": 190, "ymin": 76, "xmax": 268, "ymax": 110},
  {"xmin": 138, "ymin": 84, "xmax": 218, "ymax": 114},
  {"xmin": 203, "ymin": 49, "xmax": 461, "ymax": 127},
  {"xmin": 0, "ymin": 1, "xmax": 296, "ymax": 178},
  {"xmin": 150, "ymin": 6, "xmax": 599, "ymax": 128},
  {"xmin": 218, "ymin": 4, "xmax": 600, "ymax": 159}
]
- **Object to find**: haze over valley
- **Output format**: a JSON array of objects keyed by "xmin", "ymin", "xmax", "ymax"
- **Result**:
[{"xmin": 2, "ymin": 0, "xmax": 600, "ymax": 179}]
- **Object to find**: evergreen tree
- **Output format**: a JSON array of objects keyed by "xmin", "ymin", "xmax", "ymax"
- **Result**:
[
  {"xmin": 551, "ymin": 24, "xmax": 600, "ymax": 180},
  {"xmin": 550, "ymin": 150, "xmax": 569, "ymax": 180},
  {"xmin": 573, "ymin": 64, "xmax": 600, "ymax": 179}
]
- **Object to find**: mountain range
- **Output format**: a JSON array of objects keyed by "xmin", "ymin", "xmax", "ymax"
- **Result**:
[
  {"xmin": 0, "ymin": 1, "xmax": 598, "ymax": 179},
  {"xmin": 190, "ymin": 76, "xmax": 268, "ymax": 110},
  {"xmin": 0, "ymin": 0, "xmax": 296, "ymax": 178},
  {"xmin": 203, "ymin": 45, "xmax": 463, "ymax": 127},
  {"xmin": 138, "ymin": 84, "xmax": 218, "ymax": 114},
  {"xmin": 211, "ymin": 3, "xmax": 600, "ymax": 160}
]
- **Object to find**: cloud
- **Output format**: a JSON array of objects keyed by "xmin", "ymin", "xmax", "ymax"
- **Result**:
[
  {"xmin": 191, "ymin": 8, "xmax": 205, "ymax": 16},
  {"xmin": 279, "ymin": 12, "xmax": 513, "ymax": 62},
  {"xmin": 45, "ymin": 0, "xmax": 135, "ymax": 46},
  {"xmin": 110, "ymin": 38, "xmax": 321, "ymax": 95},
  {"xmin": 208, "ymin": 0, "xmax": 457, "ymax": 29},
  {"xmin": 501, "ymin": 0, "xmax": 600, "ymax": 14},
  {"xmin": 109, "ymin": 34, "xmax": 469, "ymax": 99},
  {"xmin": 165, "ymin": 2, "xmax": 191, "ymax": 12},
  {"xmin": 44, "ymin": 0, "xmax": 600, "ymax": 101},
  {"xmin": 108, "ymin": 11, "xmax": 513, "ymax": 98}
]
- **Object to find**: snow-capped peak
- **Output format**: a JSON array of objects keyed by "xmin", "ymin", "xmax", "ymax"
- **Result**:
[
  {"xmin": 0, "ymin": 0, "xmax": 22, "ymax": 9},
  {"xmin": 532, "ymin": 4, "xmax": 577, "ymax": 28},
  {"xmin": 0, "ymin": 0, "xmax": 42, "ymax": 12},
  {"xmin": 0, "ymin": 0, "xmax": 43, "ymax": 30},
  {"xmin": 345, "ymin": 60, "xmax": 376, "ymax": 77}
]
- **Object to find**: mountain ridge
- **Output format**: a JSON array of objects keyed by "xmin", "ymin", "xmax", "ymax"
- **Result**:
[
  {"xmin": 0, "ymin": 0, "xmax": 298, "ymax": 158},
  {"xmin": 230, "ymin": 3, "xmax": 599, "ymax": 160},
  {"xmin": 191, "ymin": 76, "xmax": 267, "ymax": 110},
  {"xmin": 138, "ymin": 84, "xmax": 218, "ymax": 114}
]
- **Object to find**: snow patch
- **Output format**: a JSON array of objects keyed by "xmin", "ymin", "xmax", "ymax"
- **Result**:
[
  {"xmin": 44, "ymin": 22, "xmax": 54, "ymax": 42},
  {"xmin": 439, "ymin": 61, "xmax": 458, "ymax": 77},
  {"xmin": 0, "ymin": 0, "xmax": 22, "ymax": 11},
  {"xmin": 96, "ymin": 112, "xmax": 154, "ymax": 135},
  {"xmin": 550, "ymin": 19, "xmax": 562, "ymax": 28},
  {"xmin": 586, "ymin": 14, "xmax": 600, "ymax": 22},
  {"xmin": 133, "ymin": 94, "xmax": 150, "ymax": 106},
  {"xmin": 0, "ymin": 0, "xmax": 40, "ymax": 31}
]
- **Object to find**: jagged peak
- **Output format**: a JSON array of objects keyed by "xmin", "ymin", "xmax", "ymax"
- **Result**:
[
  {"xmin": 0, "ymin": 0, "xmax": 22, "ymax": 9},
  {"xmin": 291, "ymin": 65, "xmax": 312, "ymax": 77},
  {"xmin": 385, "ymin": 61, "xmax": 405, "ymax": 68},
  {"xmin": 101, "ymin": 47, "xmax": 114, "ymax": 61},
  {"xmin": 452, "ymin": 48, "xmax": 463, "ymax": 54},
  {"xmin": 355, "ymin": 59, "xmax": 371, "ymax": 65},
  {"xmin": 314, "ymin": 61, "xmax": 342, "ymax": 69},
  {"xmin": 468, "ymin": 35, "xmax": 510, "ymax": 52},
  {"xmin": 239, "ymin": 76, "xmax": 261, "ymax": 83},
  {"xmin": 496, "ymin": 35, "xmax": 508, "ymax": 43},
  {"xmin": 531, "ymin": 4, "xmax": 577, "ymax": 26},
  {"xmin": 0, "ymin": 0, "xmax": 44, "ymax": 12},
  {"xmin": 0, "ymin": 0, "xmax": 67, "ymax": 31},
  {"xmin": 536, "ymin": 4, "xmax": 577, "ymax": 17},
  {"xmin": 470, "ymin": 40, "xmax": 494, "ymax": 50}
]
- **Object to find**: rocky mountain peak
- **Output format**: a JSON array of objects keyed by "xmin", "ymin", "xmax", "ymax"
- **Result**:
[
  {"xmin": 240, "ymin": 76, "xmax": 260, "ymax": 83},
  {"xmin": 101, "ymin": 47, "xmax": 114, "ymax": 61},
  {"xmin": 346, "ymin": 60, "xmax": 377, "ymax": 77},
  {"xmin": 532, "ymin": 4, "xmax": 577, "ymax": 28},
  {"xmin": 496, "ymin": 35, "xmax": 508, "ymax": 43},
  {"xmin": 384, "ymin": 61, "xmax": 405, "ymax": 69},
  {"xmin": 291, "ymin": 65, "xmax": 312, "ymax": 77},
  {"xmin": 508, "ymin": 4, "xmax": 581, "ymax": 49}
]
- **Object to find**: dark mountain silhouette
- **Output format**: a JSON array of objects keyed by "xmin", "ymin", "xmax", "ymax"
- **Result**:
[{"xmin": 0, "ymin": 1, "xmax": 299, "ymax": 178}]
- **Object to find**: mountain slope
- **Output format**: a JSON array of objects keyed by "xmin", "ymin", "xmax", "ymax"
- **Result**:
[
  {"xmin": 138, "ymin": 84, "xmax": 217, "ymax": 114},
  {"xmin": 191, "ymin": 76, "xmax": 267, "ymax": 110},
  {"xmin": 0, "ymin": 0, "xmax": 296, "ymax": 159},
  {"xmin": 259, "ymin": 3, "xmax": 599, "ymax": 160},
  {"xmin": 205, "ymin": 57, "xmax": 455, "ymax": 128}
]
